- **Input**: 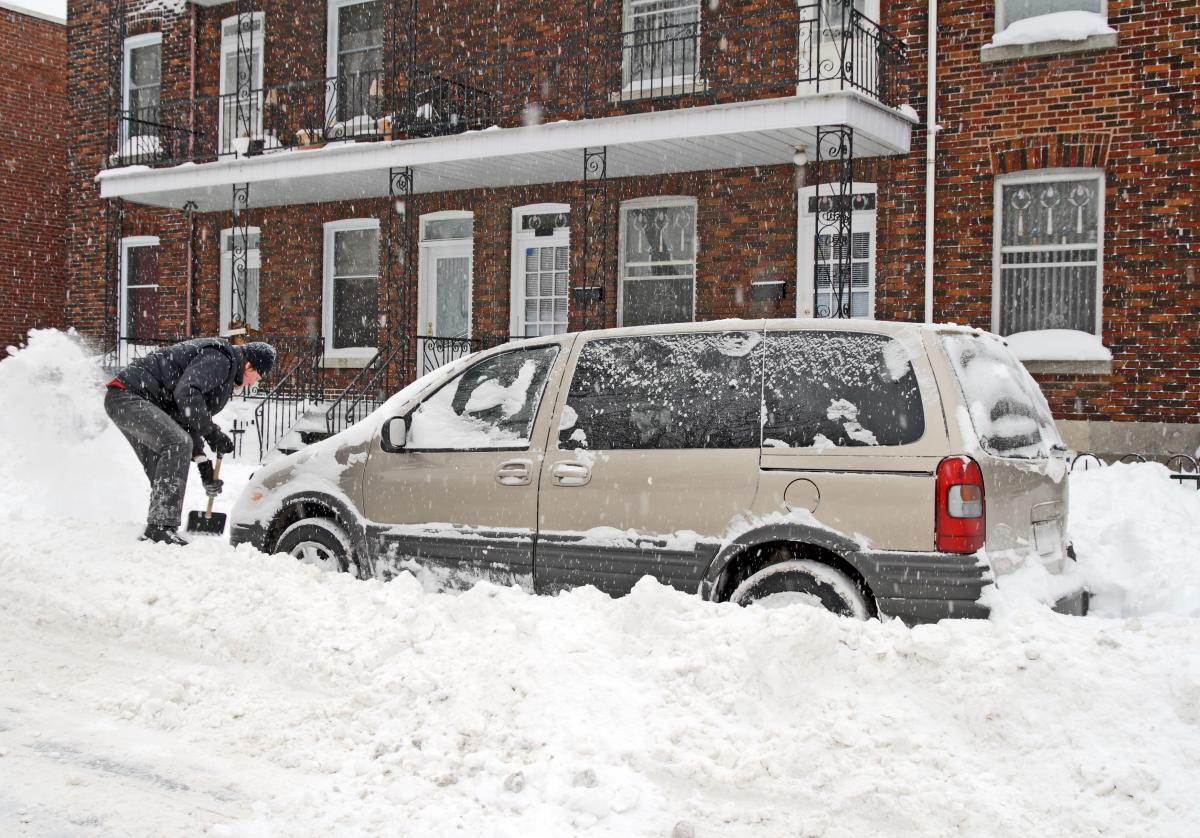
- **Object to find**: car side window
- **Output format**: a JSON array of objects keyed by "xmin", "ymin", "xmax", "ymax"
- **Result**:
[
  {"xmin": 408, "ymin": 346, "xmax": 559, "ymax": 450},
  {"xmin": 559, "ymin": 331, "xmax": 763, "ymax": 450},
  {"xmin": 762, "ymin": 331, "xmax": 925, "ymax": 448}
]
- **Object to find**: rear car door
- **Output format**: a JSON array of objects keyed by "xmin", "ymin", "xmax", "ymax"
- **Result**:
[
  {"xmin": 536, "ymin": 327, "xmax": 765, "ymax": 596},
  {"xmin": 360, "ymin": 340, "xmax": 570, "ymax": 588}
]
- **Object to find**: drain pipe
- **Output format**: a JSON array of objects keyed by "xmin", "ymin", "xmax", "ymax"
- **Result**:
[
  {"xmin": 923, "ymin": 0, "xmax": 938, "ymax": 323},
  {"xmin": 185, "ymin": 3, "xmax": 197, "ymax": 336}
]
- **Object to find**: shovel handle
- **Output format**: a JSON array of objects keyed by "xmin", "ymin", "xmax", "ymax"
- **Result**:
[{"xmin": 205, "ymin": 455, "xmax": 223, "ymax": 519}]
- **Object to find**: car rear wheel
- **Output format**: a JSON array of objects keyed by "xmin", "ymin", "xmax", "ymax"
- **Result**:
[
  {"xmin": 275, "ymin": 518, "xmax": 351, "ymax": 574},
  {"xmin": 730, "ymin": 559, "xmax": 870, "ymax": 619}
]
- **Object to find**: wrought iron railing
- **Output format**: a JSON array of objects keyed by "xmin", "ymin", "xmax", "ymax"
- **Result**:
[
  {"xmin": 109, "ymin": 5, "xmax": 906, "ymax": 168},
  {"xmin": 253, "ymin": 337, "xmax": 324, "ymax": 461},
  {"xmin": 1069, "ymin": 452, "xmax": 1200, "ymax": 489}
]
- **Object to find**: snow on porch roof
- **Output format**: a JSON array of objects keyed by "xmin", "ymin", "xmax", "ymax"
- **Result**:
[{"xmin": 98, "ymin": 92, "xmax": 915, "ymax": 213}]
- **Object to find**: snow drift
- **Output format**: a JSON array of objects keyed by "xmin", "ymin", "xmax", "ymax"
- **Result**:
[{"xmin": 0, "ymin": 330, "xmax": 1198, "ymax": 836}]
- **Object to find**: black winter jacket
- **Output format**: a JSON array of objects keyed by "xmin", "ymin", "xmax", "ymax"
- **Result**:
[{"xmin": 114, "ymin": 338, "xmax": 245, "ymax": 456}]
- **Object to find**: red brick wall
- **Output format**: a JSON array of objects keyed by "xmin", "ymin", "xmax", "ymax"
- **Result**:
[{"xmin": 0, "ymin": 6, "xmax": 65, "ymax": 348}]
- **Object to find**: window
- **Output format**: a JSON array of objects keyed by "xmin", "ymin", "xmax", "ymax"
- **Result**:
[
  {"xmin": 511, "ymin": 204, "xmax": 570, "ymax": 338},
  {"xmin": 622, "ymin": 0, "xmax": 701, "ymax": 93},
  {"xmin": 559, "ymin": 331, "xmax": 763, "ymax": 451},
  {"xmin": 994, "ymin": 171, "xmax": 1103, "ymax": 336},
  {"xmin": 618, "ymin": 198, "xmax": 696, "ymax": 327},
  {"xmin": 762, "ymin": 331, "xmax": 925, "ymax": 448},
  {"xmin": 119, "ymin": 237, "xmax": 161, "ymax": 341},
  {"xmin": 219, "ymin": 13, "xmax": 265, "ymax": 155},
  {"xmin": 408, "ymin": 347, "xmax": 560, "ymax": 451},
  {"xmin": 220, "ymin": 228, "xmax": 261, "ymax": 333},
  {"xmin": 998, "ymin": 0, "xmax": 1104, "ymax": 30},
  {"xmin": 122, "ymin": 33, "xmax": 161, "ymax": 150},
  {"xmin": 323, "ymin": 219, "xmax": 380, "ymax": 354},
  {"xmin": 797, "ymin": 185, "xmax": 877, "ymax": 318},
  {"xmin": 327, "ymin": 0, "xmax": 383, "ymax": 124}
]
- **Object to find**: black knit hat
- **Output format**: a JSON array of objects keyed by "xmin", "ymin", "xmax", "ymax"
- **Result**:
[{"xmin": 242, "ymin": 342, "xmax": 276, "ymax": 377}]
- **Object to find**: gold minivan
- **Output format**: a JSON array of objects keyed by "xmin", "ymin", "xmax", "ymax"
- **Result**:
[{"xmin": 231, "ymin": 320, "xmax": 1088, "ymax": 623}]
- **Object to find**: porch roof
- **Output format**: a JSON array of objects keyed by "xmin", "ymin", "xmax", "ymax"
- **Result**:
[{"xmin": 98, "ymin": 92, "xmax": 915, "ymax": 212}]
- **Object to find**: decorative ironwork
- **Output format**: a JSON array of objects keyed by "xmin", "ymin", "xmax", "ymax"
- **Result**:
[
  {"xmin": 813, "ymin": 125, "xmax": 854, "ymax": 319},
  {"xmin": 103, "ymin": 198, "xmax": 126, "ymax": 354},
  {"xmin": 254, "ymin": 337, "xmax": 325, "ymax": 461},
  {"xmin": 231, "ymin": 183, "xmax": 251, "ymax": 331},
  {"xmin": 1069, "ymin": 452, "xmax": 1199, "ymax": 490},
  {"xmin": 578, "ymin": 146, "xmax": 610, "ymax": 330},
  {"xmin": 234, "ymin": 0, "xmax": 256, "ymax": 146},
  {"xmin": 385, "ymin": 166, "xmax": 415, "ymax": 375}
]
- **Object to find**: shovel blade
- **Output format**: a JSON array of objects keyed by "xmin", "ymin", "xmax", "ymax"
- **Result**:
[{"xmin": 186, "ymin": 510, "xmax": 228, "ymax": 535}]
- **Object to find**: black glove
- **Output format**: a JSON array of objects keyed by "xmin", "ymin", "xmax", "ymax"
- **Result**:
[
  {"xmin": 208, "ymin": 430, "xmax": 236, "ymax": 456},
  {"xmin": 196, "ymin": 459, "xmax": 224, "ymax": 498}
]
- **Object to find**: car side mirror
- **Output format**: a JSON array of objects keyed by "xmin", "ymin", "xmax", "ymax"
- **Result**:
[{"xmin": 380, "ymin": 416, "xmax": 408, "ymax": 453}]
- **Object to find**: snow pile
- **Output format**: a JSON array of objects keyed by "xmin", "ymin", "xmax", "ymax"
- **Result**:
[
  {"xmin": 1069, "ymin": 462, "xmax": 1200, "ymax": 618},
  {"xmin": 1006, "ymin": 329, "xmax": 1113, "ymax": 362},
  {"xmin": 988, "ymin": 11, "xmax": 1116, "ymax": 48}
]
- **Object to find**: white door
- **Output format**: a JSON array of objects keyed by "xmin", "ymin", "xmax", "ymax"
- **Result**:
[
  {"xmin": 218, "ymin": 13, "xmax": 264, "ymax": 156},
  {"xmin": 797, "ymin": 184, "xmax": 876, "ymax": 319},
  {"xmin": 417, "ymin": 240, "xmax": 473, "ymax": 374},
  {"xmin": 797, "ymin": 0, "xmax": 878, "ymax": 97},
  {"xmin": 511, "ymin": 204, "xmax": 570, "ymax": 338}
]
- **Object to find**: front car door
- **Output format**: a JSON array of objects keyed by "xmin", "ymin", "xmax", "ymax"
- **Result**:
[
  {"xmin": 536, "ymin": 326, "xmax": 765, "ymax": 596},
  {"xmin": 360, "ymin": 340, "xmax": 571, "ymax": 589}
]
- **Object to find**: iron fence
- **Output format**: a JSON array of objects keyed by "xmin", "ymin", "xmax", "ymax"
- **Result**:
[{"xmin": 1069, "ymin": 452, "xmax": 1200, "ymax": 489}]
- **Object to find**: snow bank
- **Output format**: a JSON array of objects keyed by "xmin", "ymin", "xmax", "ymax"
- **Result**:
[
  {"xmin": 1069, "ymin": 462, "xmax": 1200, "ymax": 618},
  {"xmin": 1006, "ymin": 329, "xmax": 1113, "ymax": 362},
  {"xmin": 988, "ymin": 11, "xmax": 1116, "ymax": 48}
]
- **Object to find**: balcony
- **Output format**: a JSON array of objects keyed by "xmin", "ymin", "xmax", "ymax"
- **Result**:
[{"xmin": 101, "ymin": 3, "xmax": 912, "ymax": 209}]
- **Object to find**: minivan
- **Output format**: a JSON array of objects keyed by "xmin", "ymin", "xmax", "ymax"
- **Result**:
[{"xmin": 230, "ymin": 320, "xmax": 1088, "ymax": 623}]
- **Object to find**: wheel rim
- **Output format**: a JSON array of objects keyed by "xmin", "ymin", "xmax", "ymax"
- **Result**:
[{"xmin": 290, "ymin": 540, "xmax": 340, "ymax": 572}]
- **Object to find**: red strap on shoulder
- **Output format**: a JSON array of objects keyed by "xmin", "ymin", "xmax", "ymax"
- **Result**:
[{"xmin": 107, "ymin": 378, "xmax": 126, "ymax": 389}]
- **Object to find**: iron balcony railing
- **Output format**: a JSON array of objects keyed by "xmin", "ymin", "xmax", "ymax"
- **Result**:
[
  {"xmin": 253, "ymin": 337, "xmax": 325, "ymax": 461},
  {"xmin": 109, "ymin": 4, "xmax": 906, "ymax": 168}
]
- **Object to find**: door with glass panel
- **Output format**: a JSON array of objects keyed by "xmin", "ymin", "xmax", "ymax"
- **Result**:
[
  {"xmin": 327, "ymin": 0, "xmax": 383, "ymax": 136},
  {"xmin": 797, "ymin": 185, "xmax": 876, "ymax": 319},
  {"xmin": 218, "ymin": 13, "xmax": 264, "ymax": 156},
  {"xmin": 621, "ymin": 0, "xmax": 701, "ymax": 96},
  {"xmin": 511, "ymin": 206, "xmax": 570, "ymax": 339},
  {"xmin": 797, "ymin": 0, "xmax": 877, "ymax": 96},
  {"xmin": 119, "ymin": 238, "xmax": 160, "ymax": 364},
  {"xmin": 121, "ymin": 33, "xmax": 161, "ymax": 161},
  {"xmin": 417, "ymin": 214, "xmax": 474, "ymax": 375}
]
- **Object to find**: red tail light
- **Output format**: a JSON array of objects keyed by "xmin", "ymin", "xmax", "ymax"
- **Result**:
[{"xmin": 936, "ymin": 456, "xmax": 986, "ymax": 554}]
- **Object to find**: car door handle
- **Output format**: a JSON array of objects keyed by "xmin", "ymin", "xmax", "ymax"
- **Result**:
[
  {"xmin": 495, "ymin": 460, "xmax": 532, "ymax": 487},
  {"xmin": 552, "ymin": 462, "xmax": 591, "ymax": 487}
]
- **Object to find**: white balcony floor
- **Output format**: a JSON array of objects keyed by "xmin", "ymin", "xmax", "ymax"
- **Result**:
[{"xmin": 98, "ymin": 91, "xmax": 915, "ymax": 211}]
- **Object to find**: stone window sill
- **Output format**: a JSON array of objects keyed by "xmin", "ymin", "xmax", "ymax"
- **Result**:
[
  {"xmin": 609, "ymin": 78, "xmax": 709, "ymax": 103},
  {"xmin": 323, "ymin": 354, "xmax": 373, "ymax": 370},
  {"xmin": 981, "ymin": 32, "xmax": 1118, "ymax": 63},
  {"xmin": 1021, "ymin": 359, "xmax": 1112, "ymax": 376}
]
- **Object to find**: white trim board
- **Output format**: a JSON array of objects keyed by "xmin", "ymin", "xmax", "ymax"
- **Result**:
[{"xmin": 99, "ymin": 92, "xmax": 915, "ymax": 211}]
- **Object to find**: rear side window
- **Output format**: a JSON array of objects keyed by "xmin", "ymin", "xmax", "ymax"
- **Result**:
[
  {"xmin": 942, "ymin": 334, "xmax": 1062, "ymax": 458},
  {"xmin": 763, "ymin": 331, "xmax": 925, "ymax": 448},
  {"xmin": 560, "ymin": 331, "xmax": 763, "ymax": 450}
]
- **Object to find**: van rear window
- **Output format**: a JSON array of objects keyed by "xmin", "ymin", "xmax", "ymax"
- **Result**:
[
  {"xmin": 762, "ymin": 331, "xmax": 925, "ymax": 448},
  {"xmin": 941, "ymin": 334, "xmax": 1063, "ymax": 459}
]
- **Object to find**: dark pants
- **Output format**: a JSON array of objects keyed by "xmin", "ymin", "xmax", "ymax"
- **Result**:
[{"xmin": 105, "ymin": 387, "xmax": 191, "ymax": 529}]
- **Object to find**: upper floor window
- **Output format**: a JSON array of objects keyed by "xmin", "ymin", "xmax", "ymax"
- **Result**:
[
  {"xmin": 327, "ymin": 0, "xmax": 383, "ymax": 123},
  {"xmin": 618, "ymin": 197, "xmax": 697, "ymax": 327},
  {"xmin": 994, "ymin": 170, "xmax": 1104, "ymax": 337},
  {"xmin": 122, "ymin": 33, "xmax": 161, "ymax": 140},
  {"xmin": 997, "ymin": 0, "xmax": 1105, "ymax": 31},
  {"xmin": 621, "ymin": 0, "xmax": 701, "ymax": 94}
]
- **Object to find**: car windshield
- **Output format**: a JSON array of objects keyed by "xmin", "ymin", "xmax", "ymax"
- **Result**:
[{"xmin": 942, "ymin": 333, "xmax": 1063, "ymax": 458}]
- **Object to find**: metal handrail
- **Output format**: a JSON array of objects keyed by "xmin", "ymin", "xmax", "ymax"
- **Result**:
[
  {"xmin": 253, "ymin": 337, "xmax": 324, "ymax": 461},
  {"xmin": 323, "ymin": 339, "xmax": 400, "ymax": 437}
]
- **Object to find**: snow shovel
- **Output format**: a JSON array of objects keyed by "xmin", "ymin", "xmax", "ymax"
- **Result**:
[{"xmin": 186, "ymin": 455, "xmax": 227, "ymax": 536}]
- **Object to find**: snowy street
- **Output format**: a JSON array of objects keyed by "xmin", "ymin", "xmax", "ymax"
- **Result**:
[{"xmin": 1, "ymin": 332, "xmax": 1198, "ymax": 837}]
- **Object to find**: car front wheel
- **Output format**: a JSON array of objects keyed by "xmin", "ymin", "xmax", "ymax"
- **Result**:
[
  {"xmin": 730, "ymin": 559, "xmax": 870, "ymax": 619},
  {"xmin": 275, "ymin": 518, "xmax": 352, "ymax": 575}
]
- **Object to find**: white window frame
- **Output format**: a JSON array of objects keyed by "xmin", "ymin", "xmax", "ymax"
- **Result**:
[
  {"xmin": 122, "ymin": 32, "xmax": 162, "ymax": 144},
  {"xmin": 119, "ymin": 235, "xmax": 161, "ymax": 341},
  {"xmin": 617, "ymin": 195, "xmax": 698, "ymax": 327},
  {"xmin": 621, "ymin": 0, "xmax": 703, "ymax": 95},
  {"xmin": 220, "ymin": 226, "xmax": 262, "ymax": 334},
  {"xmin": 992, "ymin": 168, "xmax": 1105, "ymax": 339},
  {"xmin": 796, "ymin": 182, "xmax": 877, "ymax": 319},
  {"xmin": 218, "ymin": 12, "xmax": 265, "ymax": 156},
  {"xmin": 323, "ymin": 217, "xmax": 381, "ymax": 359},
  {"xmin": 996, "ymin": 0, "xmax": 1107, "ymax": 32},
  {"xmin": 510, "ymin": 203, "xmax": 571, "ymax": 338}
]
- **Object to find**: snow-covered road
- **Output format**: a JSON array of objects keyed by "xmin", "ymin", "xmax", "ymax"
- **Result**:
[{"xmin": 1, "ymin": 331, "xmax": 1198, "ymax": 836}]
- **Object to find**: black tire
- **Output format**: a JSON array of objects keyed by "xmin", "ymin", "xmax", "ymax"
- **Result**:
[
  {"xmin": 274, "ymin": 518, "xmax": 352, "ymax": 575},
  {"xmin": 730, "ymin": 559, "xmax": 870, "ymax": 619}
]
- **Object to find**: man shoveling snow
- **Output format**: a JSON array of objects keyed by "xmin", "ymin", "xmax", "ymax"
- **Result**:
[{"xmin": 104, "ymin": 338, "xmax": 275, "ymax": 545}]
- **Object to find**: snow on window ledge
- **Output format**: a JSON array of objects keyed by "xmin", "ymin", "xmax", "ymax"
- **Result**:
[
  {"xmin": 1006, "ymin": 330, "xmax": 1113, "ymax": 375},
  {"xmin": 982, "ymin": 12, "xmax": 1117, "ymax": 63}
]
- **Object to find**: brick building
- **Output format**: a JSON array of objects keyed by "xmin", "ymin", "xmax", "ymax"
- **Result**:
[
  {"xmin": 66, "ymin": 0, "xmax": 1198, "ymax": 458},
  {"xmin": 1, "ymin": 1, "xmax": 66, "ymax": 349}
]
